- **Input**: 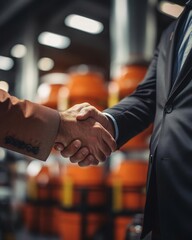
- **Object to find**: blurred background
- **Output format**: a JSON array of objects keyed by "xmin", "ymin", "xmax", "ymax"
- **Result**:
[{"xmin": 0, "ymin": 0, "xmax": 186, "ymax": 239}]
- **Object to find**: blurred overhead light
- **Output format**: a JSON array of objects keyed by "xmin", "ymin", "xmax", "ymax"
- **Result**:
[
  {"xmin": 37, "ymin": 83, "xmax": 51, "ymax": 103},
  {"xmin": 38, "ymin": 57, "xmax": 54, "ymax": 71},
  {"xmin": 40, "ymin": 73, "xmax": 69, "ymax": 85},
  {"xmin": 0, "ymin": 56, "xmax": 14, "ymax": 71},
  {"xmin": 65, "ymin": 14, "xmax": 104, "ymax": 34},
  {"xmin": 0, "ymin": 81, "xmax": 9, "ymax": 92},
  {"xmin": 27, "ymin": 160, "xmax": 43, "ymax": 177},
  {"xmin": 11, "ymin": 44, "xmax": 27, "ymax": 58},
  {"xmin": 159, "ymin": 1, "xmax": 184, "ymax": 18},
  {"xmin": 38, "ymin": 32, "xmax": 71, "ymax": 49}
]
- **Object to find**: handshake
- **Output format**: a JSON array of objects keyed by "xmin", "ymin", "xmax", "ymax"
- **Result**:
[{"xmin": 54, "ymin": 103, "xmax": 116, "ymax": 167}]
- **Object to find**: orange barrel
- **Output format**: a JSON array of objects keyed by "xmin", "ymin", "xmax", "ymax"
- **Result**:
[
  {"xmin": 49, "ymin": 174, "xmax": 62, "ymax": 203},
  {"xmin": 108, "ymin": 65, "xmax": 152, "ymax": 150},
  {"xmin": 36, "ymin": 82, "xmax": 68, "ymax": 110},
  {"xmin": 24, "ymin": 163, "xmax": 60, "ymax": 236},
  {"xmin": 23, "ymin": 204, "xmax": 56, "ymax": 235},
  {"xmin": 60, "ymin": 164, "xmax": 107, "ymax": 207},
  {"xmin": 114, "ymin": 217, "xmax": 132, "ymax": 240},
  {"xmin": 24, "ymin": 203, "xmax": 37, "ymax": 233},
  {"xmin": 106, "ymin": 160, "xmax": 148, "ymax": 211},
  {"xmin": 37, "ymin": 73, "xmax": 69, "ymax": 110},
  {"xmin": 35, "ymin": 165, "xmax": 51, "ymax": 200},
  {"xmin": 58, "ymin": 212, "xmax": 106, "ymax": 240},
  {"xmin": 57, "ymin": 164, "xmax": 107, "ymax": 240},
  {"xmin": 67, "ymin": 65, "xmax": 108, "ymax": 111}
]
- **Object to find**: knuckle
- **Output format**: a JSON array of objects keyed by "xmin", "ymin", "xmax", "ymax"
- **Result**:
[
  {"xmin": 105, "ymin": 149, "xmax": 111, "ymax": 156},
  {"xmin": 61, "ymin": 151, "xmax": 70, "ymax": 158},
  {"xmin": 83, "ymin": 102, "xmax": 90, "ymax": 106},
  {"xmin": 70, "ymin": 156, "xmax": 78, "ymax": 163}
]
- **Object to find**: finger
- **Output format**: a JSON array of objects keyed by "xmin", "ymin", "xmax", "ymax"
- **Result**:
[
  {"xmin": 101, "ymin": 139, "xmax": 112, "ymax": 157},
  {"xmin": 54, "ymin": 142, "xmax": 64, "ymax": 151},
  {"xmin": 60, "ymin": 139, "xmax": 82, "ymax": 158},
  {"xmin": 91, "ymin": 125, "xmax": 116, "ymax": 161},
  {"xmin": 91, "ymin": 159, "xmax": 99, "ymax": 165},
  {"xmin": 77, "ymin": 106, "xmax": 97, "ymax": 120},
  {"xmin": 78, "ymin": 155, "xmax": 96, "ymax": 167},
  {"xmin": 101, "ymin": 127, "xmax": 117, "ymax": 153},
  {"xmin": 72, "ymin": 102, "xmax": 91, "ymax": 112},
  {"xmin": 70, "ymin": 147, "xmax": 89, "ymax": 163},
  {"xmin": 94, "ymin": 150, "xmax": 107, "ymax": 163}
]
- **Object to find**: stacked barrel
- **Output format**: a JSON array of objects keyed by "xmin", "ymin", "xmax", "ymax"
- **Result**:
[
  {"xmin": 22, "ymin": 64, "xmax": 150, "ymax": 240},
  {"xmin": 57, "ymin": 165, "xmax": 107, "ymax": 240},
  {"xmin": 107, "ymin": 65, "xmax": 151, "ymax": 240},
  {"xmin": 24, "ymin": 160, "xmax": 61, "ymax": 236}
]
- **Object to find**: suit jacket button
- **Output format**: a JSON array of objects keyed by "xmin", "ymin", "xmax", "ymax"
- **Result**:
[
  {"xmin": 165, "ymin": 104, "xmax": 173, "ymax": 113},
  {"xmin": 26, "ymin": 144, "xmax": 33, "ymax": 152}
]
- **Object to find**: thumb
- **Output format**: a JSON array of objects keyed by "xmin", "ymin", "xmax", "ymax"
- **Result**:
[{"xmin": 54, "ymin": 142, "xmax": 64, "ymax": 151}]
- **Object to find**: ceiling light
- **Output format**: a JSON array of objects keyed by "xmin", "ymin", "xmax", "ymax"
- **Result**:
[
  {"xmin": 38, "ymin": 57, "xmax": 54, "ymax": 71},
  {"xmin": 158, "ymin": 1, "xmax": 184, "ymax": 18},
  {"xmin": 27, "ymin": 160, "xmax": 43, "ymax": 177},
  {"xmin": 11, "ymin": 44, "xmax": 27, "ymax": 58},
  {"xmin": 0, "ymin": 81, "xmax": 9, "ymax": 92},
  {"xmin": 0, "ymin": 56, "xmax": 14, "ymax": 71},
  {"xmin": 37, "ymin": 83, "xmax": 51, "ymax": 103},
  {"xmin": 65, "ymin": 14, "xmax": 104, "ymax": 34},
  {"xmin": 38, "ymin": 32, "xmax": 71, "ymax": 49},
  {"xmin": 40, "ymin": 73, "xmax": 69, "ymax": 85}
]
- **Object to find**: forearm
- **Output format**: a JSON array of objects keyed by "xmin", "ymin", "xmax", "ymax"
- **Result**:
[
  {"xmin": 104, "ymin": 48, "xmax": 159, "ymax": 148},
  {"xmin": 0, "ymin": 89, "xmax": 60, "ymax": 160},
  {"xmin": 104, "ymin": 94, "xmax": 155, "ymax": 148}
]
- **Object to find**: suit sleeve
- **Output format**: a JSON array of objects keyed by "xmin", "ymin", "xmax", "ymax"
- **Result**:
[
  {"xmin": 104, "ymin": 46, "xmax": 160, "ymax": 148},
  {"xmin": 0, "ymin": 89, "xmax": 60, "ymax": 160}
]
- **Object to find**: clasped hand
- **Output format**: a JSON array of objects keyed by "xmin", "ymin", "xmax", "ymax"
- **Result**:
[{"xmin": 55, "ymin": 103, "xmax": 116, "ymax": 166}]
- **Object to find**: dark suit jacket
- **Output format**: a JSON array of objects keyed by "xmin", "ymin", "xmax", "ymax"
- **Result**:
[
  {"xmin": 104, "ymin": 3, "xmax": 192, "ymax": 240},
  {"xmin": 0, "ymin": 89, "xmax": 60, "ymax": 160}
]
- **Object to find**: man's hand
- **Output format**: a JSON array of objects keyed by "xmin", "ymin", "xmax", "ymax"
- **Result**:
[
  {"xmin": 54, "ymin": 140, "xmax": 99, "ymax": 166},
  {"xmin": 77, "ymin": 105, "xmax": 115, "ymax": 138},
  {"xmin": 55, "ymin": 103, "xmax": 116, "ymax": 166}
]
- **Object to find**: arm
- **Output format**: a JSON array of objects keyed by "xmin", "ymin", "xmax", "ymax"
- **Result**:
[
  {"xmin": 76, "ymin": 46, "xmax": 159, "ymax": 149},
  {"xmin": 0, "ymin": 90, "xmax": 116, "ymax": 162},
  {"xmin": 0, "ymin": 89, "xmax": 60, "ymax": 160}
]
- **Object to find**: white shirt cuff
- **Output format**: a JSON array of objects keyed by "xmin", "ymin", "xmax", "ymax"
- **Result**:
[{"xmin": 103, "ymin": 113, "xmax": 119, "ymax": 141}]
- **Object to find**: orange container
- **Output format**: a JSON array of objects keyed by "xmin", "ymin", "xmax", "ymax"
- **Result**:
[
  {"xmin": 60, "ymin": 165, "xmax": 106, "ymax": 207},
  {"xmin": 114, "ymin": 217, "xmax": 132, "ymax": 240},
  {"xmin": 67, "ymin": 66, "xmax": 108, "ymax": 111},
  {"xmin": 108, "ymin": 160, "xmax": 148, "ymax": 187},
  {"xmin": 25, "ymin": 163, "xmax": 62, "ymax": 236},
  {"xmin": 49, "ymin": 175, "xmax": 62, "ymax": 202},
  {"xmin": 23, "ymin": 204, "xmax": 57, "ymax": 235},
  {"xmin": 112, "ymin": 65, "xmax": 147, "ymax": 98},
  {"xmin": 24, "ymin": 204, "xmax": 37, "ymax": 232},
  {"xmin": 122, "ymin": 191, "xmax": 146, "ymax": 210},
  {"xmin": 36, "ymin": 165, "xmax": 50, "ymax": 200},
  {"xmin": 108, "ymin": 65, "xmax": 152, "ymax": 150},
  {"xmin": 107, "ymin": 160, "xmax": 148, "ymax": 211},
  {"xmin": 58, "ymin": 212, "xmax": 106, "ymax": 240},
  {"xmin": 37, "ymin": 83, "xmax": 67, "ymax": 109},
  {"xmin": 120, "ymin": 125, "xmax": 153, "ymax": 151}
]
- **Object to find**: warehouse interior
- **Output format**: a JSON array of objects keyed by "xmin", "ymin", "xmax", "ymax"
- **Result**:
[{"xmin": 0, "ymin": 0, "xmax": 187, "ymax": 239}]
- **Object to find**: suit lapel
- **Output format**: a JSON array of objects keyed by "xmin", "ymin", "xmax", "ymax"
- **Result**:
[
  {"xmin": 167, "ymin": 48, "xmax": 192, "ymax": 102},
  {"xmin": 165, "ymin": 29, "xmax": 176, "ymax": 97},
  {"xmin": 166, "ymin": 7, "xmax": 189, "ymax": 98},
  {"xmin": 165, "ymin": 9, "xmax": 186, "ymax": 98}
]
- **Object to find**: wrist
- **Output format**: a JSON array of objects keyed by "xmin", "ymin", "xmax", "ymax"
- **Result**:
[
  {"xmin": 106, "ymin": 117, "xmax": 115, "ymax": 138},
  {"xmin": 55, "ymin": 111, "xmax": 69, "ymax": 145},
  {"xmin": 55, "ymin": 112, "xmax": 62, "ymax": 143},
  {"xmin": 103, "ymin": 113, "xmax": 118, "ymax": 141}
]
